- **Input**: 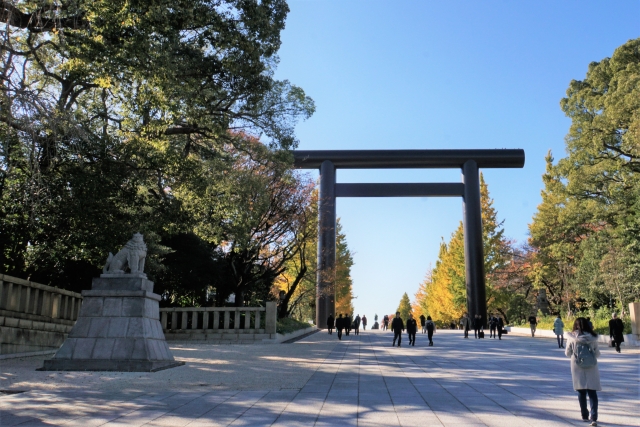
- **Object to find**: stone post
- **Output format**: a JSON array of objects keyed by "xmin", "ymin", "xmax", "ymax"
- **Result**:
[
  {"xmin": 629, "ymin": 302, "xmax": 640, "ymax": 339},
  {"xmin": 265, "ymin": 301, "xmax": 277, "ymax": 336}
]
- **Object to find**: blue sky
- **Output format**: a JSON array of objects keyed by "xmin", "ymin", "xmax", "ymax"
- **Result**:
[{"xmin": 273, "ymin": 1, "xmax": 640, "ymax": 320}]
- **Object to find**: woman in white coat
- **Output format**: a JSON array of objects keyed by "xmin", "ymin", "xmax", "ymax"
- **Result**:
[
  {"xmin": 553, "ymin": 314, "xmax": 565, "ymax": 348},
  {"xmin": 565, "ymin": 317, "xmax": 601, "ymax": 426}
]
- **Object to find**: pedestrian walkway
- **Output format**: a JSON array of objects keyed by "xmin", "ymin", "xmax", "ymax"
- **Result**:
[{"xmin": 1, "ymin": 329, "xmax": 638, "ymax": 426}]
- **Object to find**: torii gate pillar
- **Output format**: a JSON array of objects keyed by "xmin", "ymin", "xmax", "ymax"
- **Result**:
[
  {"xmin": 462, "ymin": 160, "xmax": 487, "ymax": 327},
  {"xmin": 317, "ymin": 160, "xmax": 336, "ymax": 328}
]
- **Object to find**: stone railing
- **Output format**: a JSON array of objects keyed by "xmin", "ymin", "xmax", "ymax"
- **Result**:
[
  {"xmin": 0, "ymin": 274, "xmax": 83, "ymax": 357},
  {"xmin": 160, "ymin": 301, "xmax": 277, "ymax": 343}
]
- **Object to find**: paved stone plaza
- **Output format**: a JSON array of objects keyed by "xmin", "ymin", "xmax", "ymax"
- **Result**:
[{"xmin": 1, "ymin": 329, "xmax": 638, "ymax": 426}]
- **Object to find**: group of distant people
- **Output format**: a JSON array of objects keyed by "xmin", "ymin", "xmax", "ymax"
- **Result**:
[
  {"xmin": 326, "ymin": 313, "xmax": 367, "ymax": 340},
  {"xmin": 329, "ymin": 312, "xmax": 438, "ymax": 347},
  {"xmin": 323, "ymin": 309, "xmax": 627, "ymax": 427},
  {"xmin": 519, "ymin": 311, "xmax": 626, "ymax": 426},
  {"xmin": 459, "ymin": 312, "xmax": 505, "ymax": 339},
  {"xmin": 532, "ymin": 312, "xmax": 626, "ymax": 354},
  {"xmin": 388, "ymin": 312, "xmax": 437, "ymax": 347}
]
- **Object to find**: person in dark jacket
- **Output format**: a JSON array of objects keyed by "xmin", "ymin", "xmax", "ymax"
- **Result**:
[
  {"xmin": 419, "ymin": 314, "xmax": 426, "ymax": 333},
  {"xmin": 609, "ymin": 313, "xmax": 625, "ymax": 353},
  {"xmin": 327, "ymin": 314, "xmax": 334, "ymax": 335},
  {"xmin": 529, "ymin": 314, "xmax": 538, "ymax": 337},
  {"xmin": 406, "ymin": 313, "xmax": 418, "ymax": 346},
  {"xmin": 489, "ymin": 315, "xmax": 497, "ymax": 338},
  {"xmin": 345, "ymin": 314, "xmax": 352, "ymax": 336},
  {"xmin": 497, "ymin": 316, "xmax": 504, "ymax": 340},
  {"xmin": 383, "ymin": 314, "xmax": 389, "ymax": 331},
  {"xmin": 425, "ymin": 316, "xmax": 436, "ymax": 346},
  {"xmin": 473, "ymin": 314, "xmax": 482, "ymax": 339},
  {"xmin": 460, "ymin": 313, "xmax": 471, "ymax": 338},
  {"xmin": 336, "ymin": 314, "xmax": 344, "ymax": 340},
  {"xmin": 391, "ymin": 312, "xmax": 404, "ymax": 347},
  {"xmin": 354, "ymin": 314, "xmax": 361, "ymax": 335},
  {"xmin": 362, "ymin": 315, "xmax": 367, "ymax": 330}
]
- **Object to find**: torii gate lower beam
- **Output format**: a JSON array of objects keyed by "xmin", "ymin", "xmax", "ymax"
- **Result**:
[{"xmin": 294, "ymin": 149, "xmax": 525, "ymax": 329}]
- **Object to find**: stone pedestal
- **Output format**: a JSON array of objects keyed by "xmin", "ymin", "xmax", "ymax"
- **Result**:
[
  {"xmin": 41, "ymin": 275, "xmax": 183, "ymax": 372},
  {"xmin": 536, "ymin": 289, "xmax": 550, "ymax": 315}
]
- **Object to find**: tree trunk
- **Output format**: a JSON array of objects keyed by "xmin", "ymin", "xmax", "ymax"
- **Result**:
[
  {"xmin": 235, "ymin": 288, "xmax": 245, "ymax": 307},
  {"xmin": 278, "ymin": 265, "xmax": 307, "ymax": 319}
]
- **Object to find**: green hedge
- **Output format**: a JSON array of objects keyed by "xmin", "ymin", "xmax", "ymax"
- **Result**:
[
  {"xmin": 516, "ymin": 312, "xmax": 632, "ymax": 335},
  {"xmin": 276, "ymin": 318, "xmax": 312, "ymax": 334}
]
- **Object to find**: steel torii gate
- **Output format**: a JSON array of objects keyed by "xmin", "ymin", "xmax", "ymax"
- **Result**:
[{"xmin": 293, "ymin": 149, "xmax": 525, "ymax": 329}]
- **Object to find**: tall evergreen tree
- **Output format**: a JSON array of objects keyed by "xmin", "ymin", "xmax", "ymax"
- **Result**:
[
  {"xmin": 528, "ymin": 152, "xmax": 586, "ymax": 313},
  {"xmin": 553, "ymin": 38, "xmax": 640, "ymax": 315},
  {"xmin": 415, "ymin": 174, "xmax": 509, "ymax": 323},
  {"xmin": 335, "ymin": 220, "xmax": 355, "ymax": 316},
  {"xmin": 397, "ymin": 292, "xmax": 412, "ymax": 320}
]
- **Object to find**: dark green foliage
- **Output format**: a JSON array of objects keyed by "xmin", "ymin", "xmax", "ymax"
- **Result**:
[
  {"xmin": 506, "ymin": 295, "xmax": 532, "ymax": 325},
  {"xmin": 155, "ymin": 233, "xmax": 217, "ymax": 307},
  {"xmin": 0, "ymin": 0, "xmax": 315, "ymax": 302},
  {"xmin": 528, "ymin": 38, "xmax": 640, "ymax": 316}
]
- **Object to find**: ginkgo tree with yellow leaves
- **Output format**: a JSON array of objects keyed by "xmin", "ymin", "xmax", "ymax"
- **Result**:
[{"xmin": 413, "ymin": 174, "xmax": 512, "ymax": 324}]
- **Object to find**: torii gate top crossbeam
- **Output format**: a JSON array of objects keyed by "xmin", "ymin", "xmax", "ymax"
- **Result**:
[{"xmin": 293, "ymin": 149, "xmax": 525, "ymax": 169}]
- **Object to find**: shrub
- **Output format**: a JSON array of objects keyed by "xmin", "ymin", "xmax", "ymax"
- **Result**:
[
  {"xmin": 276, "ymin": 318, "xmax": 312, "ymax": 334},
  {"xmin": 518, "ymin": 311, "xmax": 632, "ymax": 334}
]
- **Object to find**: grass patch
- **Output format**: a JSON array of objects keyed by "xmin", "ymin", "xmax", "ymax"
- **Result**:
[
  {"xmin": 276, "ymin": 318, "xmax": 312, "ymax": 335},
  {"xmin": 516, "ymin": 313, "xmax": 632, "ymax": 335}
]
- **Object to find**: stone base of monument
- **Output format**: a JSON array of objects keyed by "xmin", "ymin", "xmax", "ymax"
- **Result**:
[{"xmin": 40, "ymin": 275, "xmax": 184, "ymax": 372}]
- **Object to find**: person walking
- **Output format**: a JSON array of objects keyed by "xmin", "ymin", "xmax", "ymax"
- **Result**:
[
  {"xmin": 496, "ymin": 316, "xmax": 504, "ymax": 340},
  {"xmin": 489, "ymin": 315, "xmax": 497, "ymax": 338},
  {"xmin": 336, "ymin": 314, "xmax": 344, "ymax": 340},
  {"xmin": 345, "ymin": 314, "xmax": 352, "ymax": 336},
  {"xmin": 460, "ymin": 313, "xmax": 471, "ymax": 338},
  {"xmin": 565, "ymin": 317, "xmax": 601, "ymax": 426},
  {"xmin": 529, "ymin": 314, "xmax": 538, "ymax": 337},
  {"xmin": 327, "ymin": 314, "xmax": 334, "ymax": 335},
  {"xmin": 391, "ymin": 312, "xmax": 404, "ymax": 347},
  {"xmin": 426, "ymin": 316, "xmax": 436, "ymax": 346},
  {"xmin": 383, "ymin": 315, "xmax": 390, "ymax": 331},
  {"xmin": 473, "ymin": 314, "xmax": 482, "ymax": 339},
  {"xmin": 362, "ymin": 315, "xmax": 367, "ymax": 330},
  {"xmin": 553, "ymin": 313, "xmax": 565, "ymax": 348},
  {"xmin": 407, "ymin": 313, "xmax": 418, "ymax": 346},
  {"xmin": 419, "ymin": 314, "xmax": 426, "ymax": 334},
  {"xmin": 354, "ymin": 314, "xmax": 361, "ymax": 335},
  {"xmin": 609, "ymin": 313, "xmax": 625, "ymax": 353}
]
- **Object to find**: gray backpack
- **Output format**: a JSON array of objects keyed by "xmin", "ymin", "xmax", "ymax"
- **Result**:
[{"xmin": 574, "ymin": 342, "xmax": 597, "ymax": 368}]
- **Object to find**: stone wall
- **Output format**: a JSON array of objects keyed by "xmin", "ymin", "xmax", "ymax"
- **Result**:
[{"xmin": 0, "ymin": 274, "xmax": 83, "ymax": 358}]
